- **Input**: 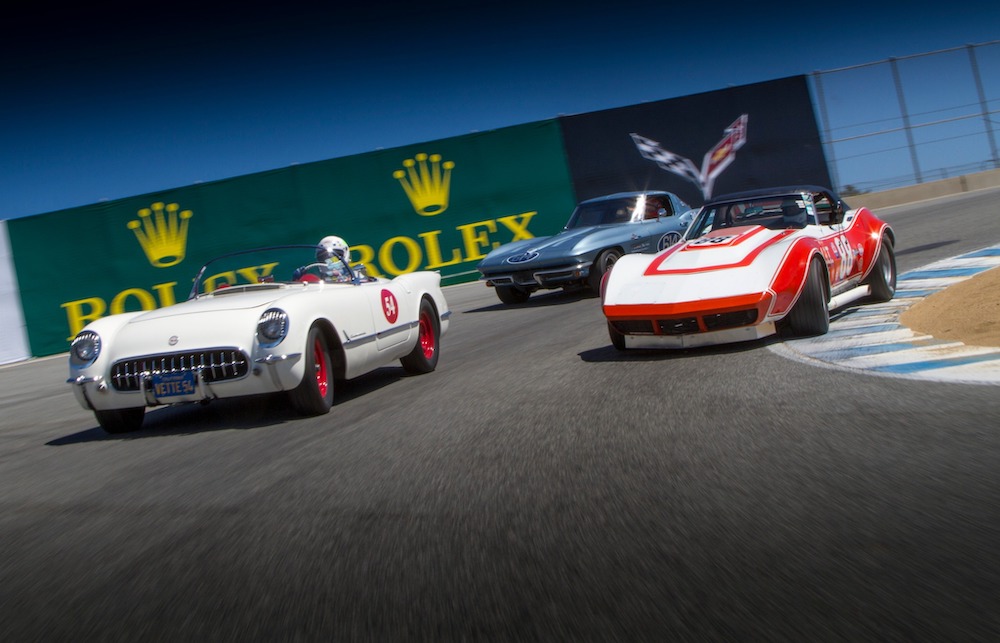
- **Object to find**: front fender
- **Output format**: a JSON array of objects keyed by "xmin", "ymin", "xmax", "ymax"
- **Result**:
[{"xmin": 769, "ymin": 239, "xmax": 827, "ymax": 317}]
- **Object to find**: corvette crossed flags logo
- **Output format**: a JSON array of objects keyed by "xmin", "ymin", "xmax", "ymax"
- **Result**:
[{"xmin": 630, "ymin": 114, "xmax": 748, "ymax": 200}]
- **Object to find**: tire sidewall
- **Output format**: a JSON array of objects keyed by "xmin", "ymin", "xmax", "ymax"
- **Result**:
[
  {"xmin": 290, "ymin": 325, "xmax": 334, "ymax": 415},
  {"xmin": 401, "ymin": 298, "xmax": 440, "ymax": 374}
]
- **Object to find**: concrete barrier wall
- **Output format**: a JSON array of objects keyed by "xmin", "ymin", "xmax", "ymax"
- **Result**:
[
  {"xmin": 857, "ymin": 168, "xmax": 1000, "ymax": 210},
  {"xmin": 0, "ymin": 221, "xmax": 30, "ymax": 365}
]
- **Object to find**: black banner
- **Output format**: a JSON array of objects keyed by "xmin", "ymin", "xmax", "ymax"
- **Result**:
[{"xmin": 559, "ymin": 75, "xmax": 831, "ymax": 207}]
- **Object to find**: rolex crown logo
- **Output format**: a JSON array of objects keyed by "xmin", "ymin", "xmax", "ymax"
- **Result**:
[
  {"xmin": 393, "ymin": 153, "xmax": 455, "ymax": 216},
  {"xmin": 127, "ymin": 202, "xmax": 193, "ymax": 268}
]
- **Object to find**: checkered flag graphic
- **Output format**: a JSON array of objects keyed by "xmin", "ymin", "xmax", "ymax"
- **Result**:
[{"xmin": 629, "ymin": 133, "xmax": 702, "ymax": 187}]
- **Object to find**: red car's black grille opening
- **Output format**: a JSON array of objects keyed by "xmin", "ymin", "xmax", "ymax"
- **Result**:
[
  {"xmin": 612, "ymin": 320, "xmax": 656, "ymax": 335},
  {"xmin": 613, "ymin": 308, "xmax": 759, "ymax": 337},
  {"xmin": 110, "ymin": 349, "xmax": 250, "ymax": 392},
  {"xmin": 656, "ymin": 317, "xmax": 700, "ymax": 335},
  {"xmin": 703, "ymin": 309, "xmax": 758, "ymax": 331}
]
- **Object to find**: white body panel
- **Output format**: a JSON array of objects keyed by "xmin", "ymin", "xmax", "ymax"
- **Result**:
[
  {"xmin": 605, "ymin": 226, "xmax": 811, "ymax": 312},
  {"xmin": 68, "ymin": 271, "xmax": 449, "ymax": 412}
]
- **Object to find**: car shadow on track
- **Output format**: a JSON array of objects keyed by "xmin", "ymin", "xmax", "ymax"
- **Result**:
[
  {"xmin": 895, "ymin": 239, "xmax": 960, "ymax": 256},
  {"xmin": 47, "ymin": 366, "xmax": 411, "ymax": 445},
  {"xmin": 579, "ymin": 335, "xmax": 786, "ymax": 363},
  {"xmin": 464, "ymin": 288, "xmax": 596, "ymax": 313}
]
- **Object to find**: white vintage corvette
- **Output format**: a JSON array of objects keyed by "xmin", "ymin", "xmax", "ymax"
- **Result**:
[
  {"xmin": 68, "ymin": 245, "xmax": 450, "ymax": 433},
  {"xmin": 602, "ymin": 186, "xmax": 895, "ymax": 350}
]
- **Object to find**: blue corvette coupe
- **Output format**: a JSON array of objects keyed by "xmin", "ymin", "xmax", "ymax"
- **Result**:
[{"xmin": 477, "ymin": 191, "xmax": 693, "ymax": 304}]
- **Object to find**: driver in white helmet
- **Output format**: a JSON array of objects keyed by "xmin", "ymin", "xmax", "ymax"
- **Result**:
[
  {"xmin": 294, "ymin": 236, "xmax": 374, "ymax": 283},
  {"xmin": 293, "ymin": 235, "xmax": 353, "ymax": 283},
  {"xmin": 315, "ymin": 235, "xmax": 352, "ymax": 282}
]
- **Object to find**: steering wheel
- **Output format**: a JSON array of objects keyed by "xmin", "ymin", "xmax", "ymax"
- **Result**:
[{"xmin": 295, "ymin": 263, "xmax": 328, "ymax": 282}]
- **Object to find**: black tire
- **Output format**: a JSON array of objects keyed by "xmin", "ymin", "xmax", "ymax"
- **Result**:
[
  {"xmin": 95, "ymin": 407, "xmax": 145, "ymax": 434},
  {"xmin": 867, "ymin": 238, "xmax": 896, "ymax": 302},
  {"xmin": 608, "ymin": 321, "xmax": 627, "ymax": 351},
  {"xmin": 782, "ymin": 258, "xmax": 830, "ymax": 337},
  {"xmin": 495, "ymin": 285, "xmax": 530, "ymax": 305},
  {"xmin": 289, "ymin": 325, "xmax": 334, "ymax": 416},
  {"xmin": 588, "ymin": 249, "xmax": 622, "ymax": 294},
  {"xmin": 400, "ymin": 298, "xmax": 441, "ymax": 374}
]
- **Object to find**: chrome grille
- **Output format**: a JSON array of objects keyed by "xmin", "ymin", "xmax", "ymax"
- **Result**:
[{"xmin": 110, "ymin": 348, "xmax": 250, "ymax": 392}]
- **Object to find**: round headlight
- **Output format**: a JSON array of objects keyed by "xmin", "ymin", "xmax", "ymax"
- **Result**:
[
  {"xmin": 70, "ymin": 331, "xmax": 101, "ymax": 366},
  {"xmin": 257, "ymin": 308, "xmax": 288, "ymax": 347}
]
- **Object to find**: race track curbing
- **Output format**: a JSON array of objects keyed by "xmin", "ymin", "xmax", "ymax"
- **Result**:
[{"xmin": 771, "ymin": 243, "xmax": 1000, "ymax": 385}]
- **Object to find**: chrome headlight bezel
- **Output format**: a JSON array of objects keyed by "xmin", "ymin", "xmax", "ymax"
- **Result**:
[
  {"xmin": 70, "ymin": 331, "xmax": 101, "ymax": 367},
  {"xmin": 257, "ymin": 308, "xmax": 289, "ymax": 348}
]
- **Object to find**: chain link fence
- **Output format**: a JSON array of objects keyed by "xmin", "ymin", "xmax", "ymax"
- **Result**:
[{"xmin": 811, "ymin": 40, "xmax": 1000, "ymax": 196}]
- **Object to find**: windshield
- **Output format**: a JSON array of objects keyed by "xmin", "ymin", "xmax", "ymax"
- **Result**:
[
  {"xmin": 187, "ymin": 245, "xmax": 356, "ymax": 299},
  {"xmin": 564, "ymin": 194, "xmax": 673, "ymax": 229},
  {"xmin": 683, "ymin": 194, "xmax": 813, "ymax": 240}
]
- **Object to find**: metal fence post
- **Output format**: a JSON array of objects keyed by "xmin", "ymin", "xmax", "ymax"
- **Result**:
[
  {"xmin": 810, "ymin": 71, "xmax": 841, "ymax": 191},
  {"xmin": 968, "ymin": 43, "xmax": 1000, "ymax": 169},
  {"xmin": 890, "ymin": 56, "xmax": 923, "ymax": 184}
]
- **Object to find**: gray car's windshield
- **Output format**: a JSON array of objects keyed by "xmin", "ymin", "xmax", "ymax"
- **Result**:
[
  {"xmin": 564, "ymin": 194, "xmax": 674, "ymax": 229},
  {"xmin": 565, "ymin": 197, "xmax": 639, "ymax": 228}
]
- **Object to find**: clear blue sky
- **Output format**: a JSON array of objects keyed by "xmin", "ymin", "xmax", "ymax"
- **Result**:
[{"xmin": 2, "ymin": 0, "xmax": 998, "ymax": 219}]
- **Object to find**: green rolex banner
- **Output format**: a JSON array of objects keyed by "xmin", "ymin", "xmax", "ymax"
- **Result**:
[{"xmin": 8, "ymin": 120, "xmax": 577, "ymax": 358}]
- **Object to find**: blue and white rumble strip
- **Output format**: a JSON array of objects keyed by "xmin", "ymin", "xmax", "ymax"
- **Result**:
[{"xmin": 771, "ymin": 243, "xmax": 1000, "ymax": 385}]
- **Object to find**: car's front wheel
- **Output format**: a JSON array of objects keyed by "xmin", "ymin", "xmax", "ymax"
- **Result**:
[
  {"xmin": 495, "ymin": 285, "xmax": 530, "ymax": 305},
  {"xmin": 95, "ymin": 407, "xmax": 145, "ymax": 434},
  {"xmin": 780, "ymin": 257, "xmax": 830, "ymax": 337},
  {"xmin": 588, "ymin": 249, "xmax": 622, "ymax": 294},
  {"xmin": 401, "ymin": 298, "xmax": 440, "ymax": 374},
  {"xmin": 607, "ymin": 321, "xmax": 627, "ymax": 351},
  {"xmin": 289, "ymin": 325, "xmax": 334, "ymax": 416}
]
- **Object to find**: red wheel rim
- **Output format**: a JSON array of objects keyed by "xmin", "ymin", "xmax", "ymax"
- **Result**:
[
  {"xmin": 313, "ymin": 338, "xmax": 329, "ymax": 397},
  {"xmin": 418, "ymin": 311, "xmax": 436, "ymax": 359}
]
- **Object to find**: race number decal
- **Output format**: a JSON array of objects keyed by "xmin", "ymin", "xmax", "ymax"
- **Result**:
[
  {"xmin": 381, "ymin": 289, "xmax": 399, "ymax": 324},
  {"xmin": 826, "ymin": 234, "xmax": 857, "ymax": 282},
  {"xmin": 690, "ymin": 235, "xmax": 737, "ymax": 246}
]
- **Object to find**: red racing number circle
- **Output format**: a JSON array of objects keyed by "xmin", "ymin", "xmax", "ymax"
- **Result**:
[{"xmin": 381, "ymin": 289, "xmax": 399, "ymax": 324}]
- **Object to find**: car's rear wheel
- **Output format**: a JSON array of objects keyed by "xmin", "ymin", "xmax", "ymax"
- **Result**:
[
  {"xmin": 607, "ymin": 321, "xmax": 627, "ymax": 351},
  {"xmin": 495, "ymin": 285, "xmax": 530, "ymax": 305},
  {"xmin": 289, "ymin": 325, "xmax": 334, "ymax": 416},
  {"xmin": 95, "ymin": 407, "xmax": 145, "ymax": 434},
  {"xmin": 401, "ymin": 298, "xmax": 440, "ymax": 374},
  {"xmin": 867, "ymin": 237, "xmax": 896, "ymax": 302},
  {"xmin": 781, "ymin": 257, "xmax": 830, "ymax": 337},
  {"xmin": 588, "ymin": 249, "xmax": 622, "ymax": 294}
]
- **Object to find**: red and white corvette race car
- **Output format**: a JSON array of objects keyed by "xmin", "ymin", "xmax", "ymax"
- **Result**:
[{"xmin": 601, "ymin": 186, "xmax": 896, "ymax": 350}]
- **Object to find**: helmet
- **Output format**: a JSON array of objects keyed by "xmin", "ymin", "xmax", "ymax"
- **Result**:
[{"xmin": 316, "ymin": 235, "xmax": 350, "ymax": 263}]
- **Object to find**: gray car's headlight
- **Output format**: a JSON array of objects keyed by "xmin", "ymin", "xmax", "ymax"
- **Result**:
[
  {"xmin": 257, "ymin": 308, "xmax": 289, "ymax": 347},
  {"xmin": 70, "ymin": 331, "xmax": 101, "ymax": 367}
]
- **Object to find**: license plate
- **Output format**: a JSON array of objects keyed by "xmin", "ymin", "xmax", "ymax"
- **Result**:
[{"xmin": 151, "ymin": 371, "xmax": 197, "ymax": 399}]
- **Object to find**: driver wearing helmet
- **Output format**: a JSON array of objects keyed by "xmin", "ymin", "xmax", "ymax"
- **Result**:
[
  {"xmin": 292, "ymin": 235, "xmax": 352, "ymax": 283},
  {"xmin": 294, "ymin": 236, "xmax": 372, "ymax": 283},
  {"xmin": 315, "ymin": 235, "xmax": 352, "ymax": 282}
]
